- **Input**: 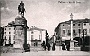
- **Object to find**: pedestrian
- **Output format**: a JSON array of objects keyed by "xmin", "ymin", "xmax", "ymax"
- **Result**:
[
  {"xmin": 47, "ymin": 43, "xmax": 51, "ymax": 51},
  {"xmin": 52, "ymin": 43, "xmax": 55, "ymax": 51},
  {"xmin": 66, "ymin": 44, "xmax": 70, "ymax": 51},
  {"xmin": 44, "ymin": 44, "xmax": 46, "ymax": 51},
  {"xmin": 62, "ymin": 43, "xmax": 66, "ymax": 50},
  {"xmin": 41, "ymin": 41, "xmax": 46, "ymax": 51}
]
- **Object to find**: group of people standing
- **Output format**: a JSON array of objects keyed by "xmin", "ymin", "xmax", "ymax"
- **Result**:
[
  {"xmin": 41, "ymin": 41, "xmax": 70, "ymax": 51},
  {"xmin": 41, "ymin": 41, "xmax": 56, "ymax": 51},
  {"xmin": 62, "ymin": 43, "xmax": 70, "ymax": 51}
]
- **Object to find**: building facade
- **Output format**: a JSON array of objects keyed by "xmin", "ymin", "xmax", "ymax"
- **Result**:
[
  {"xmin": 83, "ymin": 20, "xmax": 90, "ymax": 36},
  {"xmin": 3, "ymin": 25, "xmax": 15, "ymax": 46},
  {"xmin": 55, "ymin": 18, "xmax": 90, "ymax": 40},
  {"xmin": 3, "ymin": 16, "xmax": 28, "ymax": 49},
  {"xmin": 27, "ymin": 26, "xmax": 46, "ymax": 47}
]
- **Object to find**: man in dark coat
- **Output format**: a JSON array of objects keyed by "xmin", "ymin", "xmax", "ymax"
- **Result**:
[
  {"xmin": 62, "ymin": 43, "xmax": 66, "ymax": 50},
  {"xmin": 66, "ymin": 44, "xmax": 70, "ymax": 51},
  {"xmin": 47, "ymin": 43, "xmax": 51, "ymax": 51},
  {"xmin": 41, "ymin": 41, "xmax": 46, "ymax": 51},
  {"xmin": 52, "ymin": 43, "xmax": 56, "ymax": 51}
]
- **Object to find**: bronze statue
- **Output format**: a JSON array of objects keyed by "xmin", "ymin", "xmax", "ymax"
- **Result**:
[{"xmin": 18, "ymin": 1, "xmax": 26, "ymax": 16}]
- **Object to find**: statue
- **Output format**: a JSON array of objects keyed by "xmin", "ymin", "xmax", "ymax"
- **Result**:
[{"xmin": 18, "ymin": 1, "xmax": 26, "ymax": 16}]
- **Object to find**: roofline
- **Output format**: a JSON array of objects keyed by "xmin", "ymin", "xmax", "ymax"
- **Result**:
[{"xmin": 60, "ymin": 18, "xmax": 90, "ymax": 24}]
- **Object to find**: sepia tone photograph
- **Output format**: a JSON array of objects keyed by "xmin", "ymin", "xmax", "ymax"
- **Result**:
[{"xmin": 0, "ymin": 0, "xmax": 90, "ymax": 56}]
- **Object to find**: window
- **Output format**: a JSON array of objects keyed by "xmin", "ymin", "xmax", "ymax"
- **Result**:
[
  {"xmin": 84, "ymin": 23, "xmax": 86, "ymax": 26},
  {"xmin": 9, "ymin": 36, "xmax": 11, "ymax": 44},
  {"xmin": 9, "ymin": 32, "xmax": 10, "ymax": 34},
  {"xmin": 20, "ymin": 27, "xmax": 23, "ymax": 30},
  {"xmin": 5, "ymin": 36, "xmax": 6, "ymax": 40},
  {"xmin": 78, "ymin": 24, "xmax": 80, "ymax": 26},
  {"xmin": 13, "ymin": 36, "xmax": 15, "ymax": 40},
  {"xmin": 73, "ymin": 30, "xmax": 75, "ymax": 34},
  {"xmin": 68, "ymin": 30, "xmax": 70, "ymax": 34},
  {"xmin": 14, "ymin": 41, "xmax": 15, "ymax": 44},
  {"xmin": 14, "ymin": 28, "xmax": 15, "ymax": 30},
  {"xmin": 5, "ymin": 28, "xmax": 6, "ymax": 30},
  {"xmin": 73, "ymin": 24, "xmax": 75, "ymax": 26},
  {"xmin": 78, "ymin": 29, "xmax": 81, "ymax": 34},
  {"xmin": 63, "ymin": 30, "xmax": 65, "ymax": 34},
  {"xmin": 67, "ymin": 30, "xmax": 71, "ymax": 35},
  {"xmin": 39, "ymin": 35, "xmax": 40, "ymax": 40},
  {"xmin": 63, "ymin": 24, "xmax": 64, "ymax": 26},
  {"xmin": 9, "ymin": 35, "xmax": 11, "ymax": 40},
  {"xmin": 31, "ymin": 35, "xmax": 33, "ymax": 40},
  {"xmin": 31, "ymin": 31, "xmax": 34, "ymax": 34},
  {"xmin": 4, "ymin": 32, "xmax": 6, "ymax": 34}
]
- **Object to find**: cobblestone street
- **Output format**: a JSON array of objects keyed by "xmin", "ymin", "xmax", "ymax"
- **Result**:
[
  {"xmin": 1, "ymin": 46, "xmax": 90, "ymax": 56},
  {"xmin": 1, "ymin": 51, "xmax": 90, "ymax": 56}
]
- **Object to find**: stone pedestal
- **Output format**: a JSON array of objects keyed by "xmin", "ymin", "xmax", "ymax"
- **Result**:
[
  {"xmin": 13, "ymin": 16, "xmax": 27, "ymax": 49},
  {"xmin": 70, "ymin": 40, "xmax": 74, "ymax": 51}
]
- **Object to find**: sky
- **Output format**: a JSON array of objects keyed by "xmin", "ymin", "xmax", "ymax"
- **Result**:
[{"xmin": 1, "ymin": 0, "xmax": 90, "ymax": 36}]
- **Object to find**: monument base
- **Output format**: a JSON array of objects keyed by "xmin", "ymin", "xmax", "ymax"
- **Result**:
[
  {"xmin": 13, "ymin": 44, "xmax": 23, "ymax": 48},
  {"xmin": 13, "ymin": 44, "xmax": 24, "ymax": 53},
  {"xmin": 70, "ymin": 40, "xmax": 75, "ymax": 51}
]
